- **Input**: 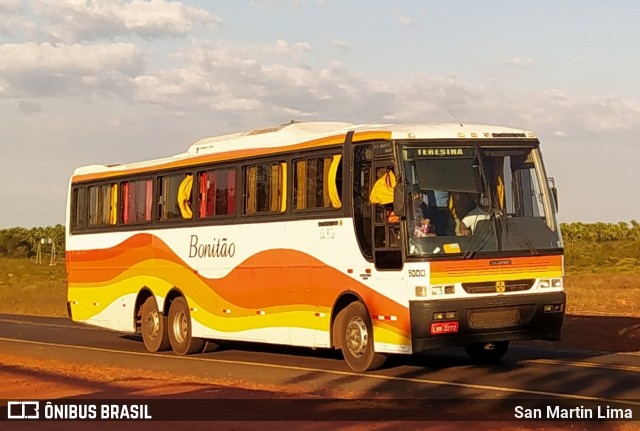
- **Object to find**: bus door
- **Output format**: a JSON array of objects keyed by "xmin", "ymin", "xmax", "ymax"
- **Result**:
[
  {"xmin": 361, "ymin": 142, "xmax": 403, "ymax": 271},
  {"xmin": 371, "ymin": 142, "xmax": 403, "ymax": 271}
]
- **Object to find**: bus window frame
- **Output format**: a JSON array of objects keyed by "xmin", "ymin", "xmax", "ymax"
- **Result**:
[
  {"xmin": 120, "ymin": 177, "xmax": 155, "ymax": 226},
  {"xmin": 196, "ymin": 165, "xmax": 238, "ymax": 220},
  {"xmin": 242, "ymin": 159, "xmax": 287, "ymax": 217},
  {"xmin": 292, "ymin": 151, "xmax": 343, "ymax": 214}
]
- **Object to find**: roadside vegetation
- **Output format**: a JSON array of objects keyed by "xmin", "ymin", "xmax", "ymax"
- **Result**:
[{"xmin": 0, "ymin": 222, "xmax": 638, "ymax": 317}]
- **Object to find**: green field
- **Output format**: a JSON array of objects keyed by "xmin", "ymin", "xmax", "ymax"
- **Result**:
[{"xmin": 0, "ymin": 235, "xmax": 639, "ymax": 318}]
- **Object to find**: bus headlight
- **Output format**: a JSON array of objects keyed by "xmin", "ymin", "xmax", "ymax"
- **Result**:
[
  {"xmin": 430, "ymin": 285, "xmax": 454, "ymax": 296},
  {"xmin": 415, "ymin": 286, "xmax": 427, "ymax": 297},
  {"xmin": 540, "ymin": 278, "xmax": 563, "ymax": 288}
]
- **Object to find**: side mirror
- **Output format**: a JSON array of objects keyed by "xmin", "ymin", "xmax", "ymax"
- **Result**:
[
  {"xmin": 393, "ymin": 183, "xmax": 407, "ymax": 217},
  {"xmin": 547, "ymin": 177, "xmax": 558, "ymax": 211},
  {"xmin": 551, "ymin": 187, "xmax": 558, "ymax": 211}
]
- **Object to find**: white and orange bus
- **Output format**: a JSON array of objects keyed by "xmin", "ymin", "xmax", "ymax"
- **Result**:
[{"xmin": 66, "ymin": 121, "xmax": 565, "ymax": 372}]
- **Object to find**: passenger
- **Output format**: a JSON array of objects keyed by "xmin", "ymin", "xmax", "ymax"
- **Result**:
[
  {"xmin": 411, "ymin": 185, "xmax": 436, "ymax": 237},
  {"xmin": 460, "ymin": 194, "xmax": 492, "ymax": 235},
  {"xmin": 415, "ymin": 217, "xmax": 436, "ymax": 237}
]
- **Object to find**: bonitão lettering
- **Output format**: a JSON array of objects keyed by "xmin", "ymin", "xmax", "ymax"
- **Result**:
[{"xmin": 189, "ymin": 235, "xmax": 236, "ymax": 258}]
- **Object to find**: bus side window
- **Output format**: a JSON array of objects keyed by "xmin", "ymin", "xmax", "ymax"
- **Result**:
[
  {"xmin": 72, "ymin": 187, "xmax": 86, "ymax": 230},
  {"xmin": 158, "ymin": 173, "xmax": 193, "ymax": 221},
  {"xmin": 198, "ymin": 168, "xmax": 236, "ymax": 218},
  {"xmin": 122, "ymin": 179, "xmax": 153, "ymax": 224},
  {"xmin": 244, "ymin": 161, "xmax": 286, "ymax": 215},
  {"xmin": 87, "ymin": 183, "xmax": 117, "ymax": 227},
  {"xmin": 293, "ymin": 154, "xmax": 342, "ymax": 210}
]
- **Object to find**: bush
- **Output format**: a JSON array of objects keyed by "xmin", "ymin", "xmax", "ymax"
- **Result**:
[{"xmin": 0, "ymin": 225, "xmax": 65, "ymax": 258}]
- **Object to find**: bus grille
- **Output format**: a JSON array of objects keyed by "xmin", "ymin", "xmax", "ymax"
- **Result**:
[
  {"xmin": 467, "ymin": 305, "xmax": 536, "ymax": 330},
  {"xmin": 461, "ymin": 279, "xmax": 535, "ymax": 294}
]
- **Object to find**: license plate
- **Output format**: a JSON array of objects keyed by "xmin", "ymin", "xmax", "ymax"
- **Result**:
[{"xmin": 430, "ymin": 321, "xmax": 459, "ymax": 335}]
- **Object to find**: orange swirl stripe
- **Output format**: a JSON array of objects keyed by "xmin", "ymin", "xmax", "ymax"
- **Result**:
[{"xmin": 67, "ymin": 234, "xmax": 410, "ymax": 339}]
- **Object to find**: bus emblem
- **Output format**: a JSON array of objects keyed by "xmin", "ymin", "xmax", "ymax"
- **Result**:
[{"xmin": 496, "ymin": 281, "xmax": 506, "ymax": 293}]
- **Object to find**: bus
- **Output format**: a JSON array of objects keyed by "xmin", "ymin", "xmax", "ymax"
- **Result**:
[{"xmin": 66, "ymin": 121, "xmax": 565, "ymax": 372}]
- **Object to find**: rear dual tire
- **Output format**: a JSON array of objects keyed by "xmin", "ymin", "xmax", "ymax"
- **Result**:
[
  {"xmin": 140, "ymin": 297, "xmax": 171, "ymax": 352},
  {"xmin": 168, "ymin": 297, "xmax": 205, "ymax": 355}
]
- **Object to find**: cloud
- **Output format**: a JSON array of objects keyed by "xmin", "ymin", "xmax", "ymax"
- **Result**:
[
  {"xmin": 2, "ymin": 36, "xmax": 638, "ymax": 149},
  {"xmin": 396, "ymin": 14, "xmax": 413, "ymax": 27},
  {"xmin": 127, "ymin": 39, "xmax": 495, "ymax": 126},
  {"xmin": 0, "ymin": 42, "xmax": 143, "ymax": 97},
  {"xmin": 331, "ymin": 39, "xmax": 350, "ymax": 51},
  {"xmin": 502, "ymin": 57, "xmax": 535, "ymax": 67},
  {"xmin": 520, "ymin": 89, "xmax": 640, "ymax": 135},
  {"xmin": 266, "ymin": 39, "xmax": 312, "ymax": 56},
  {"xmin": 32, "ymin": 0, "xmax": 222, "ymax": 42},
  {"xmin": 125, "ymin": 40, "xmax": 398, "ymax": 123},
  {"xmin": 0, "ymin": 0, "xmax": 20, "ymax": 13},
  {"xmin": 580, "ymin": 95, "xmax": 640, "ymax": 132},
  {"xmin": 16, "ymin": 100, "xmax": 43, "ymax": 115},
  {"xmin": 0, "ymin": 0, "xmax": 37, "ymax": 36}
]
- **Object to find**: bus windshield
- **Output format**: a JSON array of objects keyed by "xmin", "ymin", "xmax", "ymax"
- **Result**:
[{"xmin": 401, "ymin": 143, "xmax": 562, "ymax": 257}]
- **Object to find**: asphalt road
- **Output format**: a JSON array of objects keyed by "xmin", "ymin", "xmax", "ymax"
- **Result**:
[{"xmin": 2, "ymin": 313, "xmax": 640, "ymax": 412}]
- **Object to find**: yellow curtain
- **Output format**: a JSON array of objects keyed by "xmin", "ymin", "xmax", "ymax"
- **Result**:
[
  {"xmin": 109, "ymin": 184, "xmax": 118, "ymax": 225},
  {"xmin": 328, "ymin": 154, "xmax": 342, "ymax": 208},
  {"xmin": 269, "ymin": 164, "xmax": 279, "ymax": 212},
  {"xmin": 322, "ymin": 157, "xmax": 331, "ymax": 207},
  {"xmin": 280, "ymin": 162, "xmax": 287, "ymax": 212},
  {"xmin": 247, "ymin": 166, "xmax": 257, "ymax": 214},
  {"xmin": 496, "ymin": 175, "xmax": 505, "ymax": 211},
  {"xmin": 178, "ymin": 174, "xmax": 193, "ymax": 219},
  {"xmin": 295, "ymin": 161, "xmax": 306, "ymax": 209}
]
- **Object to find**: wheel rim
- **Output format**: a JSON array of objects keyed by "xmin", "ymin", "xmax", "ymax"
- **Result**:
[
  {"xmin": 345, "ymin": 316, "xmax": 368, "ymax": 358},
  {"xmin": 172, "ymin": 310, "xmax": 188, "ymax": 344},
  {"xmin": 145, "ymin": 309, "xmax": 160, "ymax": 340}
]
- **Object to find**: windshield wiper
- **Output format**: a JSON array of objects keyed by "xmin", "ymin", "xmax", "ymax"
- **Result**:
[
  {"xmin": 503, "ymin": 216, "xmax": 540, "ymax": 255},
  {"xmin": 462, "ymin": 208, "xmax": 497, "ymax": 259}
]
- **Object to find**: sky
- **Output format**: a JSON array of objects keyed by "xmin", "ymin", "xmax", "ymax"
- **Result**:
[{"xmin": 1, "ymin": 0, "xmax": 639, "ymax": 228}]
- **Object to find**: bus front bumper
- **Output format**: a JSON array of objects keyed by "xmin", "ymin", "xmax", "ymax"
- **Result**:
[{"xmin": 409, "ymin": 291, "xmax": 566, "ymax": 353}]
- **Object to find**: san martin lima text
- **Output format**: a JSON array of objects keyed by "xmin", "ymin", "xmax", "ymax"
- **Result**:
[{"xmin": 514, "ymin": 405, "xmax": 633, "ymax": 420}]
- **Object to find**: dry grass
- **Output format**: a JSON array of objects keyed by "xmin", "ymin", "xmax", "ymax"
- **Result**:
[
  {"xmin": 564, "ymin": 273, "xmax": 640, "ymax": 316},
  {"xmin": 0, "ymin": 256, "xmax": 68, "ymax": 317}
]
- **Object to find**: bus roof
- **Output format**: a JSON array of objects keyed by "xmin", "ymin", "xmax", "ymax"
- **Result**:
[{"xmin": 71, "ymin": 121, "xmax": 537, "ymax": 181}]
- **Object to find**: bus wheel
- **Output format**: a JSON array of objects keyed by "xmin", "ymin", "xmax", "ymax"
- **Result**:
[
  {"xmin": 340, "ymin": 302, "xmax": 386, "ymax": 372},
  {"xmin": 168, "ymin": 297, "xmax": 205, "ymax": 355},
  {"xmin": 140, "ymin": 296, "xmax": 170, "ymax": 352},
  {"xmin": 464, "ymin": 341, "xmax": 509, "ymax": 364}
]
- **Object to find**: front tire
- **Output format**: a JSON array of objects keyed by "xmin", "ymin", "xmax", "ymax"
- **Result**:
[
  {"xmin": 340, "ymin": 302, "xmax": 386, "ymax": 372},
  {"xmin": 464, "ymin": 341, "xmax": 509, "ymax": 364},
  {"xmin": 140, "ymin": 296, "xmax": 170, "ymax": 352},
  {"xmin": 168, "ymin": 297, "xmax": 205, "ymax": 355}
]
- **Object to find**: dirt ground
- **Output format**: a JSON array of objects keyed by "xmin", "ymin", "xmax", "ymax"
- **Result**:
[{"xmin": 1, "ymin": 313, "xmax": 640, "ymax": 430}]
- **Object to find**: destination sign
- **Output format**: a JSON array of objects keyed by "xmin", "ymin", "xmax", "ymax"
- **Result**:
[{"xmin": 410, "ymin": 147, "xmax": 474, "ymax": 158}]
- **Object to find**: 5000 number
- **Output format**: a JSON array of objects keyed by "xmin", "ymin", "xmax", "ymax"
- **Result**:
[{"xmin": 408, "ymin": 269, "xmax": 426, "ymax": 277}]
